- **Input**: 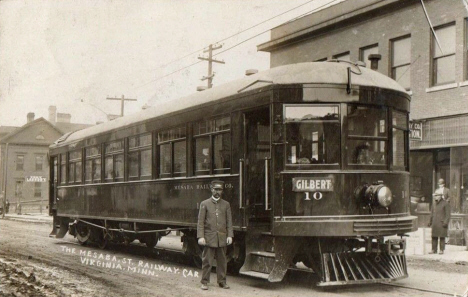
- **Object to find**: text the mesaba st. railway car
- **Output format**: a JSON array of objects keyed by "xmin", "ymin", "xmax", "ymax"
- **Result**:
[{"xmin": 49, "ymin": 61, "xmax": 417, "ymax": 286}]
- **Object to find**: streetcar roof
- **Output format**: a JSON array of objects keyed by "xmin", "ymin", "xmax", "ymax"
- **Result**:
[{"xmin": 51, "ymin": 62, "xmax": 406, "ymax": 147}]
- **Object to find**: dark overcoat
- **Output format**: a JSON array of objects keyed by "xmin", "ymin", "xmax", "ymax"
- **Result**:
[
  {"xmin": 429, "ymin": 199, "xmax": 451, "ymax": 237},
  {"xmin": 197, "ymin": 198, "xmax": 234, "ymax": 248}
]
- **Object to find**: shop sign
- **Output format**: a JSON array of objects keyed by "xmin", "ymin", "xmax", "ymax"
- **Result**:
[
  {"xmin": 26, "ymin": 176, "xmax": 47, "ymax": 182},
  {"xmin": 410, "ymin": 121, "xmax": 423, "ymax": 140}
]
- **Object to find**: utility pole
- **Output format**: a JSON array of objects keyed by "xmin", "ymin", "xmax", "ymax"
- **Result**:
[
  {"xmin": 198, "ymin": 44, "xmax": 225, "ymax": 89},
  {"xmin": 106, "ymin": 95, "xmax": 137, "ymax": 117}
]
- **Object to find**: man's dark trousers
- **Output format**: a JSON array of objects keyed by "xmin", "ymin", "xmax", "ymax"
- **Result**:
[
  {"xmin": 201, "ymin": 246, "xmax": 227, "ymax": 285},
  {"xmin": 432, "ymin": 237, "xmax": 446, "ymax": 252}
]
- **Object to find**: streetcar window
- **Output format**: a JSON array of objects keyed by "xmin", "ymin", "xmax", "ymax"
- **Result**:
[
  {"xmin": 194, "ymin": 116, "xmax": 231, "ymax": 175},
  {"xmin": 60, "ymin": 154, "xmax": 66, "ymax": 184},
  {"xmin": 68, "ymin": 150, "xmax": 82, "ymax": 184},
  {"xmin": 392, "ymin": 110, "xmax": 408, "ymax": 170},
  {"xmin": 195, "ymin": 137, "xmax": 210, "ymax": 173},
  {"xmin": 128, "ymin": 133, "xmax": 152, "ymax": 180},
  {"xmin": 104, "ymin": 140, "xmax": 124, "ymax": 182},
  {"xmin": 158, "ymin": 126, "xmax": 187, "ymax": 178},
  {"xmin": 85, "ymin": 146, "xmax": 101, "ymax": 183},
  {"xmin": 284, "ymin": 106, "xmax": 340, "ymax": 165},
  {"xmin": 347, "ymin": 105, "xmax": 387, "ymax": 166}
]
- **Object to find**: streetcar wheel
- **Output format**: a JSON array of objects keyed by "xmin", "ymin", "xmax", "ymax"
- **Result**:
[
  {"xmin": 76, "ymin": 225, "xmax": 91, "ymax": 245},
  {"xmin": 145, "ymin": 234, "xmax": 158, "ymax": 249},
  {"xmin": 97, "ymin": 238, "xmax": 108, "ymax": 250}
]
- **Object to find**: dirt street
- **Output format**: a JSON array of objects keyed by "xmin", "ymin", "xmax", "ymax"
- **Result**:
[{"xmin": 0, "ymin": 219, "xmax": 467, "ymax": 297}]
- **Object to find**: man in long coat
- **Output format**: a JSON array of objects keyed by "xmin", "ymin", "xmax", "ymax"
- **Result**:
[
  {"xmin": 428, "ymin": 179, "xmax": 451, "ymax": 254},
  {"xmin": 197, "ymin": 180, "xmax": 233, "ymax": 290}
]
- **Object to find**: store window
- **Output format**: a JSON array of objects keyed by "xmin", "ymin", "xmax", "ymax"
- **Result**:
[
  {"xmin": 128, "ymin": 133, "xmax": 152, "ymax": 180},
  {"xmin": 85, "ymin": 146, "xmax": 101, "ymax": 183},
  {"xmin": 333, "ymin": 51, "xmax": 350, "ymax": 61},
  {"xmin": 360, "ymin": 44, "xmax": 378, "ymax": 69},
  {"xmin": 432, "ymin": 23, "xmax": 456, "ymax": 86},
  {"xmin": 104, "ymin": 140, "xmax": 124, "ymax": 182},
  {"xmin": 35, "ymin": 155, "xmax": 44, "ymax": 171},
  {"xmin": 34, "ymin": 182, "xmax": 42, "ymax": 197},
  {"xmin": 391, "ymin": 36, "xmax": 411, "ymax": 90},
  {"xmin": 16, "ymin": 155, "xmax": 24, "ymax": 171},
  {"xmin": 158, "ymin": 126, "xmax": 186, "ymax": 178},
  {"xmin": 194, "ymin": 116, "xmax": 231, "ymax": 175},
  {"xmin": 15, "ymin": 180, "xmax": 23, "ymax": 197}
]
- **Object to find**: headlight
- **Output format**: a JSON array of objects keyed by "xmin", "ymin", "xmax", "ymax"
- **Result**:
[
  {"xmin": 376, "ymin": 186, "xmax": 393, "ymax": 207},
  {"xmin": 363, "ymin": 184, "xmax": 393, "ymax": 207}
]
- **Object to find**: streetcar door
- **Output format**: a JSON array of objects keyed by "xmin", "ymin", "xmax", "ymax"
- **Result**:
[
  {"xmin": 243, "ymin": 107, "xmax": 271, "ymax": 219},
  {"xmin": 49, "ymin": 156, "xmax": 58, "ymax": 215}
]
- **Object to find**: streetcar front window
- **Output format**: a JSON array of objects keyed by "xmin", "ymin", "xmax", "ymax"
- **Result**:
[
  {"xmin": 347, "ymin": 105, "xmax": 387, "ymax": 166},
  {"xmin": 285, "ymin": 105, "xmax": 340, "ymax": 166}
]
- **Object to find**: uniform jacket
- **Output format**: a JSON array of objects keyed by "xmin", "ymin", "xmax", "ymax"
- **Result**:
[
  {"xmin": 429, "ymin": 199, "xmax": 451, "ymax": 237},
  {"xmin": 197, "ymin": 197, "xmax": 234, "ymax": 248}
]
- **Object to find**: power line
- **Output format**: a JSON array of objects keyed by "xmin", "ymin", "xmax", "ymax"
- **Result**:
[
  {"xmin": 157, "ymin": 0, "xmax": 320, "ymax": 70},
  {"xmin": 135, "ymin": 0, "xmax": 340, "ymax": 89}
]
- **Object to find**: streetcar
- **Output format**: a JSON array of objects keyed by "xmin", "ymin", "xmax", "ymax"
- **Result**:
[{"xmin": 49, "ymin": 61, "xmax": 417, "ymax": 286}]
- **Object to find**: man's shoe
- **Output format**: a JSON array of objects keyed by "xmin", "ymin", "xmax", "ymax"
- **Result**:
[
  {"xmin": 201, "ymin": 284, "xmax": 208, "ymax": 290},
  {"xmin": 439, "ymin": 250, "xmax": 444, "ymax": 254},
  {"xmin": 219, "ymin": 283, "xmax": 230, "ymax": 289},
  {"xmin": 428, "ymin": 250, "xmax": 437, "ymax": 254}
]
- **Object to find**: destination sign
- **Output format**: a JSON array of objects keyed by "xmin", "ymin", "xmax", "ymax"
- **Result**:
[{"xmin": 292, "ymin": 177, "xmax": 334, "ymax": 192}]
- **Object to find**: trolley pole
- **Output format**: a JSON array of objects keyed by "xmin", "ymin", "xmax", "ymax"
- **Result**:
[
  {"xmin": 198, "ymin": 44, "xmax": 225, "ymax": 89},
  {"xmin": 106, "ymin": 95, "xmax": 137, "ymax": 117}
]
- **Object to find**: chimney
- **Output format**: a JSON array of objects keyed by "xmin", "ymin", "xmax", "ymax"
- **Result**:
[
  {"xmin": 27, "ymin": 112, "xmax": 35, "ymax": 123},
  {"xmin": 368, "ymin": 54, "xmax": 381, "ymax": 71},
  {"xmin": 57, "ymin": 113, "xmax": 71, "ymax": 123},
  {"xmin": 48, "ymin": 106, "xmax": 57, "ymax": 124}
]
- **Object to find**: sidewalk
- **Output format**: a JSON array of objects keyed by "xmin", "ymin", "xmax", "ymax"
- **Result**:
[{"xmin": 1, "ymin": 213, "xmax": 52, "ymax": 224}]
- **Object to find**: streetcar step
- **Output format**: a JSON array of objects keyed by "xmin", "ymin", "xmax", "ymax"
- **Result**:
[{"xmin": 239, "ymin": 270, "xmax": 270, "ymax": 280}]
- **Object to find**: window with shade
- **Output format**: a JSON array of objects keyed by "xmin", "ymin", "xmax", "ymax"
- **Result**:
[
  {"xmin": 391, "ymin": 36, "xmax": 411, "ymax": 90},
  {"xmin": 128, "ymin": 133, "xmax": 152, "ymax": 180},
  {"xmin": 85, "ymin": 146, "xmax": 101, "ymax": 183},
  {"xmin": 194, "ymin": 116, "xmax": 231, "ymax": 175},
  {"xmin": 432, "ymin": 23, "xmax": 455, "ymax": 86},
  {"xmin": 68, "ymin": 150, "xmax": 82, "ymax": 184},
  {"xmin": 158, "ymin": 126, "xmax": 186, "ymax": 178},
  {"xmin": 104, "ymin": 140, "xmax": 124, "ymax": 182},
  {"xmin": 359, "ymin": 44, "xmax": 378, "ymax": 69}
]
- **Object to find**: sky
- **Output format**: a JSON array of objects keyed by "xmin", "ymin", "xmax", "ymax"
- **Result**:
[{"xmin": 0, "ymin": 0, "xmax": 342, "ymax": 127}]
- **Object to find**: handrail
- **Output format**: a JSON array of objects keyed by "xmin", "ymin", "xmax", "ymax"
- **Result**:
[
  {"xmin": 239, "ymin": 159, "xmax": 244, "ymax": 209},
  {"xmin": 265, "ymin": 158, "xmax": 270, "ymax": 210}
]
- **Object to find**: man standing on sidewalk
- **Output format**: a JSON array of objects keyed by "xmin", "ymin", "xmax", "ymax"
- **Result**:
[
  {"xmin": 197, "ymin": 180, "xmax": 233, "ymax": 290},
  {"xmin": 429, "ymin": 179, "xmax": 451, "ymax": 254}
]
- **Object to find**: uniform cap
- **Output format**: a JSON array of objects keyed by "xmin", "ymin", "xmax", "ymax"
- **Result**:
[{"xmin": 210, "ymin": 180, "xmax": 224, "ymax": 189}]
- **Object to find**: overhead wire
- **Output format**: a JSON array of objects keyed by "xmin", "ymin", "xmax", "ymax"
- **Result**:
[{"xmin": 135, "ymin": 0, "xmax": 340, "ymax": 89}]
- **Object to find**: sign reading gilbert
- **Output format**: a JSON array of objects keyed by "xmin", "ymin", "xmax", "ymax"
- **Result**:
[{"xmin": 292, "ymin": 177, "xmax": 334, "ymax": 200}]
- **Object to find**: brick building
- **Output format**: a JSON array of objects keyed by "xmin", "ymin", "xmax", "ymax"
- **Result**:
[
  {"xmin": 258, "ymin": 0, "xmax": 468, "ymax": 234},
  {"xmin": 0, "ymin": 107, "xmax": 91, "ymax": 214}
]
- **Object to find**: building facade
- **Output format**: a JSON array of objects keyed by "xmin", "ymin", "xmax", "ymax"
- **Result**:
[
  {"xmin": 258, "ymin": 0, "xmax": 468, "ymax": 217},
  {"xmin": 0, "ymin": 108, "xmax": 91, "ymax": 214}
]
